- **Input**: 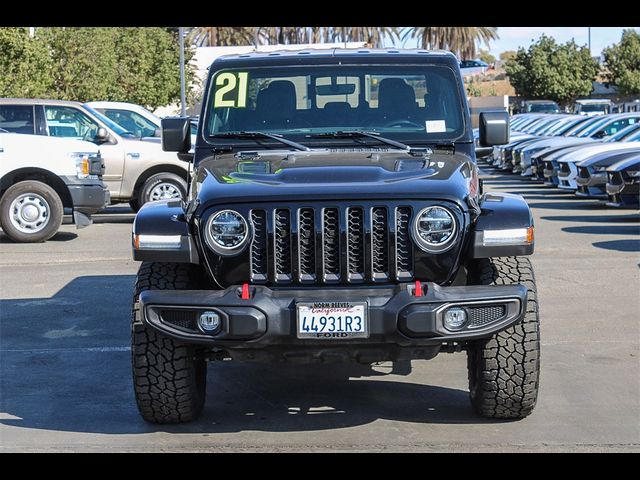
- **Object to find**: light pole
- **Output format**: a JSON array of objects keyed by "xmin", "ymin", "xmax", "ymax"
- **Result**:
[
  {"xmin": 588, "ymin": 27, "xmax": 591, "ymax": 56},
  {"xmin": 179, "ymin": 27, "xmax": 186, "ymax": 117}
]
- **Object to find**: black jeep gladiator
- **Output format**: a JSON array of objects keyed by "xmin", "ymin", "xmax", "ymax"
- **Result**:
[{"xmin": 131, "ymin": 49, "xmax": 539, "ymax": 423}]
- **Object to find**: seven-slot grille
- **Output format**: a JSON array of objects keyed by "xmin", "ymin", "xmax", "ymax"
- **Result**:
[{"xmin": 249, "ymin": 205, "xmax": 414, "ymax": 285}]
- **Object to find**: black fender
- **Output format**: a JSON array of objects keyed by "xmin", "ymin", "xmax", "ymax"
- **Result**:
[
  {"xmin": 132, "ymin": 199, "xmax": 199, "ymax": 263},
  {"xmin": 467, "ymin": 192, "xmax": 535, "ymax": 258}
]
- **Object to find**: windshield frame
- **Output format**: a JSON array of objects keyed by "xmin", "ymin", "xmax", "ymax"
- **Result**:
[{"xmin": 200, "ymin": 62, "xmax": 470, "ymax": 150}]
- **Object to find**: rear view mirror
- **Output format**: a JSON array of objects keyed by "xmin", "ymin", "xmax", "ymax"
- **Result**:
[
  {"xmin": 479, "ymin": 111, "xmax": 510, "ymax": 146},
  {"xmin": 161, "ymin": 117, "xmax": 191, "ymax": 153},
  {"xmin": 95, "ymin": 127, "xmax": 109, "ymax": 143}
]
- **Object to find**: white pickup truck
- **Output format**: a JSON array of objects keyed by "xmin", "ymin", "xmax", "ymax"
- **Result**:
[{"xmin": 0, "ymin": 132, "xmax": 109, "ymax": 242}]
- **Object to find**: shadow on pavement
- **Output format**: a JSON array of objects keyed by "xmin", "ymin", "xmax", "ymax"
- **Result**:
[
  {"xmin": 541, "ymin": 214, "xmax": 640, "ymax": 224},
  {"xmin": 562, "ymin": 225, "xmax": 640, "ymax": 236},
  {"xmin": 0, "ymin": 275, "xmax": 504, "ymax": 436},
  {"xmin": 591, "ymin": 239, "xmax": 640, "ymax": 252}
]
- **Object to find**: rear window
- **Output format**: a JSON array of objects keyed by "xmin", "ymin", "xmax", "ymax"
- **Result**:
[{"xmin": 0, "ymin": 105, "xmax": 35, "ymax": 134}]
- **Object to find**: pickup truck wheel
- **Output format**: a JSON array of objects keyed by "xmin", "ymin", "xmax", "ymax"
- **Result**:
[
  {"xmin": 0, "ymin": 180, "xmax": 63, "ymax": 243},
  {"xmin": 131, "ymin": 262, "xmax": 207, "ymax": 424},
  {"xmin": 128, "ymin": 199, "xmax": 140, "ymax": 213},
  {"xmin": 466, "ymin": 256, "xmax": 540, "ymax": 419},
  {"xmin": 139, "ymin": 173, "xmax": 187, "ymax": 208}
]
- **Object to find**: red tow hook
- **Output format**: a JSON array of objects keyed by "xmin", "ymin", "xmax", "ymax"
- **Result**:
[
  {"xmin": 241, "ymin": 283, "xmax": 251, "ymax": 300},
  {"xmin": 414, "ymin": 280, "xmax": 424, "ymax": 297}
]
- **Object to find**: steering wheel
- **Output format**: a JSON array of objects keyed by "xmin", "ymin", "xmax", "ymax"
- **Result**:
[{"xmin": 383, "ymin": 120, "xmax": 423, "ymax": 129}]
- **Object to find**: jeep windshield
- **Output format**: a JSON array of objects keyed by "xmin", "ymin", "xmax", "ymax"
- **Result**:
[{"xmin": 203, "ymin": 64, "xmax": 466, "ymax": 147}]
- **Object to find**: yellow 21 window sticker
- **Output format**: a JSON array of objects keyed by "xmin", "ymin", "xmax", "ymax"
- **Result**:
[{"xmin": 213, "ymin": 72, "xmax": 248, "ymax": 108}]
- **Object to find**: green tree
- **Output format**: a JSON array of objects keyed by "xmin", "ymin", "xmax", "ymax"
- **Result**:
[
  {"xmin": 37, "ymin": 27, "xmax": 193, "ymax": 109},
  {"xmin": 0, "ymin": 27, "xmax": 52, "ymax": 97},
  {"xmin": 478, "ymin": 49, "xmax": 496, "ymax": 65},
  {"xmin": 505, "ymin": 35, "xmax": 598, "ymax": 107},
  {"xmin": 603, "ymin": 29, "xmax": 640, "ymax": 95},
  {"xmin": 39, "ymin": 27, "xmax": 119, "ymax": 102},
  {"xmin": 499, "ymin": 50, "xmax": 516, "ymax": 63}
]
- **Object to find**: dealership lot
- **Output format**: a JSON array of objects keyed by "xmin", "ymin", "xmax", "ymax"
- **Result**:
[{"xmin": 1, "ymin": 166, "xmax": 639, "ymax": 452}]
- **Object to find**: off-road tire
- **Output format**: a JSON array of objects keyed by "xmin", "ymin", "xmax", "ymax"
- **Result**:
[
  {"xmin": 466, "ymin": 256, "xmax": 540, "ymax": 419},
  {"xmin": 0, "ymin": 180, "xmax": 63, "ymax": 243},
  {"xmin": 131, "ymin": 262, "xmax": 207, "ymax": 424}
]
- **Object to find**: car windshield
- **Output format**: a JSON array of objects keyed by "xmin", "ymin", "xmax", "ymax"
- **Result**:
[
  {"xmin": 578, "ymin": 103, "xmax": 609, "ymax": 113},
  {"xmin": 83, "ymin": 104, "xmax": 135, "ymax": 137},
  {"xmin": 204, "ymin": 64, "xmax": 466, "ymax": 145},
  {"xmin": 527, "ymin": 103, "xmax": 559, "ymax": 113}
]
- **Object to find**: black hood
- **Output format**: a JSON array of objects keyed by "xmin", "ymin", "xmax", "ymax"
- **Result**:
[{"xmin": 193, "ymin": 149, "xmax": 475, "ymax": 215}]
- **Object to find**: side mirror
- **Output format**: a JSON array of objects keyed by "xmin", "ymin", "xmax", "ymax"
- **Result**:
[
  {"xmin": 592, "ymin": 130, "xmax": 606, "ymax": 139},
  {"xmin": 161, "ymin": 117, "xmax": 191, "ymax": 153},
  {"xmin": 479, "ymin": 111, "xmax": 510, "ymax": 147},
  {"xmin": 153, "ymin": 128, "xmax": 161, "ymax": 137},
  {"xmin": 95, "ymin": 127, "xmax": 109, "ymax": 143}
]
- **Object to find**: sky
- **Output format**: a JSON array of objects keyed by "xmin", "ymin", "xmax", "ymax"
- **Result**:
[{"xmin": 389, "ymin": 27, "xmax": 638, "ymax": 59}]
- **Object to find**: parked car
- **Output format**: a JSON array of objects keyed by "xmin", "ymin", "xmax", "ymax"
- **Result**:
[
  {"xmin": 130, "ymin": 49, "xmax": 540, "ymax": 424},
  {"xmin": 0, "ymin": 99, "xmax": 191, "ymax": 211},
  {"xmin": 521, "ymin": 100, "xmax": 561, "ymax": 114},
  {"xmin": 0, "ymin": 132, "xmax": 108, "ymax": 242},
  {"xmin": 573, "ymin": 99, "xmax": 612, "ymax": 117},
  {"xmin": 575, "ymin": 148, "xmax": 640, "ymax": 198},
  {"xmin": 606, "ymin": 156, "xmax": 640, "ymax": 207},
  {"xmin": 540, "ymin": 113, "xmax": 640, "ymax": 186},
  {"xmin": 555, "ymin": 127, "xmax": 640, "ymax": 190},
  {"xmin": 87, "ymin": 101, "xmax": 160, "ymax": 139},
  {"xmin": 87, "ymin": 101, "xmax": 198, "ymax": 149}
]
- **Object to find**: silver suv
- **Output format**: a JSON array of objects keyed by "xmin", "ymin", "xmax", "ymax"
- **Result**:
[{"xmin": 0, "ymin": 99, "xmax": 190, "ymax": 211}]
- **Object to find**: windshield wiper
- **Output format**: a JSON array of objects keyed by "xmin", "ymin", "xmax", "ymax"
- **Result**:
[
  {"xmin": 307, "ymin": 130, "xmax": 435, "ymax": 156},
  {"xmin": 211, "ymin": 131, "xmax": 311, "ymax": 152}
]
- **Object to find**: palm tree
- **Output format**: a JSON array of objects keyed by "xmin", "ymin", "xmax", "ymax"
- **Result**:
[
  {"xmin": 402, "ymin": 27, "xmax": 498, "ymax": 59},
  {"xmin": 187, "ymin": 27, "xmax": 255, "ymax": 47}
]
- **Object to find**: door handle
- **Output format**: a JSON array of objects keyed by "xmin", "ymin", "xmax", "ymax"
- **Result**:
[{"xmin": 127, "ymin": 152, "xmax": 140, "ymax": 159}]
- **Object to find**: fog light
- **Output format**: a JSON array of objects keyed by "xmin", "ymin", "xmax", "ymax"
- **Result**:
[
  {"xmin": 198, "ymin": 311, "xmax": 221, "ymax": 333},
  {"xmin": 443, "ymin": 307, "xmax": 467, "ymax": 331}
]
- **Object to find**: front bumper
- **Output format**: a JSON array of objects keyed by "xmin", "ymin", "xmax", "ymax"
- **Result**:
[
  {"xmin": 606, "ymin": 173, "xmax": 640, "ymax": 207},
  {"xmin": 139, "ymin": 282, "xmax": 528, "ymax": 362},
  {"xmin": 63, "ymin": 177, "xmax": 110, "ymax": 228},
  {"xmin": 557, "ymin": 161, "xmax": 578, "ymax": 189}
]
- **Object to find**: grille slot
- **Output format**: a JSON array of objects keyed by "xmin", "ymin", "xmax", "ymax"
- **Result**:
[
  {"xmin": 395, "ymin": 207, "xmax": 413, "ymax": 280},
  {"xmin": 346, "ymin": 207, "xmax": 365, "ymax": 282},
  {"xmin": 250, "ymin": 204, "xmax": 417, "ymax": 285},
  {"xmin": 371, "ymin": 207, "xmax": 389, "ymax": 281},
  {"xmin": 250, "ymin": 210, "xmax": 267, "ymax": 282},
  {"xmin": 322, "ymin": 208, "xmax": 340, "ymax": 282},
  {"xmin": 160, "ymin": 310, "xmax": 198, "ymax": 331},
  {"xmin": 468, "ymin": 305, "xmax": 506, "ymax": 327},
  {"xmin": 274, "ymin": 209, "xmax": 291, "ymax": 282},
  {"xmin": 298, "ymin": 208, "xmax": 316, "ymax": 282}
]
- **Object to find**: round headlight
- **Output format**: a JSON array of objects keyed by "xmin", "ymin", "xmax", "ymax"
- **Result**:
[
  {"xmin": 413, "ymin": 206, "xmax": 457, "ymax": 253},
  {"xmin": 204, "ymin": 209, "xmax": 250, "ymax": 255}
]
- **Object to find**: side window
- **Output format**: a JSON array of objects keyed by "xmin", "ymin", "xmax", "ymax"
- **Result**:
[
  {"xmin": 0, "ymin": 105, "xmax": 35, "ymax": 134},
  {"xmin": 103, "ymin": 109, "xmax": 157, "ymax": 138},
  {"xmin": 44, "ymin": 106, "xmax": 100, "ymax": 142},
  {"xmin": 604, "ymin": 118, "xmax": 637, "ymax": 136}
]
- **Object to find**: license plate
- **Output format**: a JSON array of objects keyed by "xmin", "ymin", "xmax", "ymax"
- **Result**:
[{"xmin": 296, "ymin": 301, "xmax": 368, "ymax": 339}]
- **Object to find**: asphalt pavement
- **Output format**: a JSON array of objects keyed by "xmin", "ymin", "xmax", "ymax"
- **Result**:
[{"xmin": 1, "ymin": 166, "xmax": 639, "ymax": 452}]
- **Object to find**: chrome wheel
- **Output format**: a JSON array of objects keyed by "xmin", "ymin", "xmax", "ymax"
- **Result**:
[
  {"xmin": 9, "ymin": 193, "xmax": 50, "ymax": 234},
  {"xmin": 149, "ymin": 182, "xmax": 182, "ymax": 201}
]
